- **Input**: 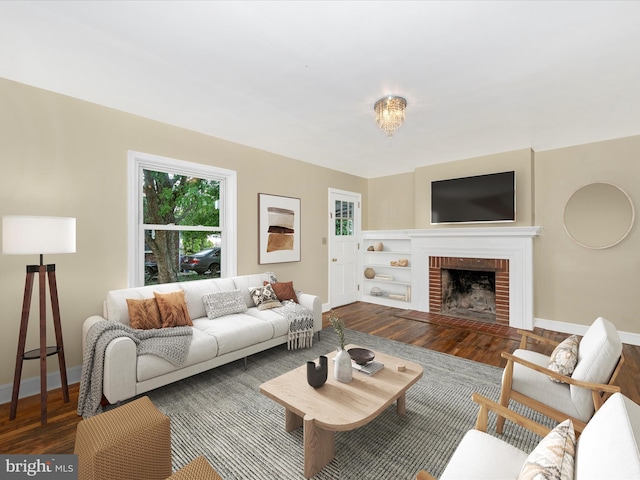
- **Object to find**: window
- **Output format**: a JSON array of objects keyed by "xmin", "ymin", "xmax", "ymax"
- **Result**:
[
  {"xmin": 128, "ymin": 151, "xmax": 237, "ymax": 287},
  {"xmin": 335, "ymin": 199, "xmax": 354, "ymax": 236}
]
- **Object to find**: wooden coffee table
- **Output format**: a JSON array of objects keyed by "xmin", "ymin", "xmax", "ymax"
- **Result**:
[{"xmin": 259, "ymin": 344, "xmax": 423, "ymax": 478}]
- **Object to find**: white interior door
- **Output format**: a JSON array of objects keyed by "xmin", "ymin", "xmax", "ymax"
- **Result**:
[{"xmin": 329, "ymin": 189, "xmax": 361, "ymax": 307}]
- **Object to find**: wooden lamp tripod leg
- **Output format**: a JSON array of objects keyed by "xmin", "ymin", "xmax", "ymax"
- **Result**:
[
  {"xmin": 48, "ymin": 265, "xmax": 69, "ymax": 404},
  {"xmin": 9, "ymin": 267, "xmax": 36, "ymax": 421},
  {"xmin": 38, "ymin": 264, "xmax": 47, "ymax": 425}
]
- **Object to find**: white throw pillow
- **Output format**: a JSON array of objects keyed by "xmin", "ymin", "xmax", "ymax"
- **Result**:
[
  {"xmin": 202, "ymin": 290, "xmax": 247, "ymax": 319},
  {"xmin": 519, "ymin": 419, "xmax": 575, "ymax": 480},
  {"xmin": 547, "ymin": 335, "xmax": 579, "ymax": 382}
]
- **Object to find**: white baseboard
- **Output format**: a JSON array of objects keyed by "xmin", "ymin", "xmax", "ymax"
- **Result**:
[
  {"xmin": 535, "ymin": 317, "xmax": 640, "ymax": 346},
  {"xmin": 0, "ymin": 366, "xmax": 82, "ymax": 406}
]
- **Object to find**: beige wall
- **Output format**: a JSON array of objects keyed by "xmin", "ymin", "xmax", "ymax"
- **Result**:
[
  {"xmin": 367, "ymin": 172, "xmax": 414, "ymax": 229},
  {"xmin": 368, "ymin": 140, "xmax": 639, "ymax": 336},
  {"xmin": 534, "ymin": 137, "xmax": 639, "ymax": 333},
  {"xmin": 0, "ymin": 78, "xmax": 367, "ymax": 385}
]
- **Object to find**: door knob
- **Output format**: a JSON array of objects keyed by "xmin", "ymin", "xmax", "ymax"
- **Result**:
[{"xmin": 332, "ymin": 258, "xmax": 338, "ymax": 262}]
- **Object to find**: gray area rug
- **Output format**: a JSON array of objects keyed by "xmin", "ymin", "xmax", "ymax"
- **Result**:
[{"xmin": 145, "ymin": 328, "xmax": 555, "ymax": 479}]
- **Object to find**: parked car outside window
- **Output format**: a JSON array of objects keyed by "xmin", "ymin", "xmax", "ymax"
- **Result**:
[{"xmin": 180, "ymin": 248, "xmax": 221, "ymax": 276}]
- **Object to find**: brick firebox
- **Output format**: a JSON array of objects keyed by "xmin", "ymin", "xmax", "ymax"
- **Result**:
[{"xmin": 429, "ymin": 256, "xmax": 510, "ymax": 325}]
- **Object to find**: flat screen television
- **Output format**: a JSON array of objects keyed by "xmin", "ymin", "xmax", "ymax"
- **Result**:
[{"xmin": 431, "ymin": 171, "xmax": 516, "ymax": 224}]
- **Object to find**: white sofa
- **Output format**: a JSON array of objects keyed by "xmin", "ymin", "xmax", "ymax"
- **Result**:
[
  {"xmin": 417, "ymin": 392, "xmax": 640, "ymax": 480},
  {"xmin": 82, "ymin": 273, "xmax": 322, "ymax": 404}
]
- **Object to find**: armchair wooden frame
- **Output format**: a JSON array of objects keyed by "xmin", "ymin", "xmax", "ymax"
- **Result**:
[
  {"xmin": 496, "ymin": 329, "xmax": 624, "ymax": 435},
  {"xmin": 416, "ymin": 393, "xmax": 553, "ymax": 480}
]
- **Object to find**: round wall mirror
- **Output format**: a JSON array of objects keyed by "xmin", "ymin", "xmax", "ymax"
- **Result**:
[{"xmin": 563, "ymin": 183, "xmax": 635, "ymax": 249}]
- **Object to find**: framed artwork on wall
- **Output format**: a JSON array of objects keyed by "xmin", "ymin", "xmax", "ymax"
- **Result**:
[{"xmin": 258, "ymin": 193, "xmax": 301, "ymax": 264}]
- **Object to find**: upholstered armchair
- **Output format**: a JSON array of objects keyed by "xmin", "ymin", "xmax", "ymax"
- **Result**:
[
  {"xmin": 497, "ymin": 316, "xmax": 624, "ymax": 435},
  {"xmin": 416, "ymin": 392, "xmax": 640, "ymax": 479}
]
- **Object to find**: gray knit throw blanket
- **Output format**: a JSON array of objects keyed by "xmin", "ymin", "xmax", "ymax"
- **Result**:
[
  {"xmin": 278, "ymin": 300, "xmax": 314, "ymax": 350},
  {"xmin": 77, "ymin": 321, "xmax": 193, "ymax": 418}
]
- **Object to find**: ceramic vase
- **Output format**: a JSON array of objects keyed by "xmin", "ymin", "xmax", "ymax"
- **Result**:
[
  {"xmin": 334, "ymin": 348, "xmax": 353, "ymax": 383},
  {"xmin": 307, "ymin": 356, "xmax": 328, "ymax": 388}
]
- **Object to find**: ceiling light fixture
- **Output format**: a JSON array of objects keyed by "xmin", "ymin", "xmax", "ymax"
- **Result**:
[{"xmin": 374, "ymin": 95, "xmax": 407, "ymax": 137}]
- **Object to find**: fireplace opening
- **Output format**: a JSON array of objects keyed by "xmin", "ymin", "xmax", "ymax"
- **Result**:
[{"xmin": 441, "ymin": 269, "xmax": 496, "ymax": 322}]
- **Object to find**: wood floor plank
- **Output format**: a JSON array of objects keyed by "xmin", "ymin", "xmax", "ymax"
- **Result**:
[{"xmin": 0, "ymin": 301, "xmax": 637, "ymax": 455}]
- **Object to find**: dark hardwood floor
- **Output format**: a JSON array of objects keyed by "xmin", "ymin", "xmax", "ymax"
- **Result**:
[{"xmin": 1, "ymin": 301, "xmax": 638, "ymax": 455}]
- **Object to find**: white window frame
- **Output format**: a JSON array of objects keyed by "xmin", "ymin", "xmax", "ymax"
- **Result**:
[{"xmin": 127, "ymin": 150, "xmax": 237, "ymax": 287}]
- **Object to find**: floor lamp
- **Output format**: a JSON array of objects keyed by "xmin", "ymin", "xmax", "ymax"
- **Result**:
[{"xmin": 2, "ymin": 215, "xmax": 76, "ymax": 425}]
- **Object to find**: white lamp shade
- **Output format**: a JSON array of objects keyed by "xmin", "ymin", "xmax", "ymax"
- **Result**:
[{"xmin": 2, "ymin": 215, "xmax": 76, "ymax": 255}]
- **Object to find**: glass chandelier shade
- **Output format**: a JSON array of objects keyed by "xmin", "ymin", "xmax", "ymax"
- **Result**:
[{"xmin": 374, "ymin": 96, "xmax": 407, "ymax": 137}]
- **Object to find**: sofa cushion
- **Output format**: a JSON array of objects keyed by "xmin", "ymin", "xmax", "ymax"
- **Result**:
[
  {"xmin": 547, "ymin": 335, "xmax": 579, "ymax": 382},
  {"xmin": 245, "ymin": 307, "xmax": 289, "ymax": 338},
  {"xmin": 179, "ymin": 278, "xmax": 237, "ymax": 320},
  {"xmin": 575, "ymin": 393, "xmax": 640, "ymax": 479},
  {"xmin": 249, "ymin": 284, "xmax": 282, "ymax": 310},
  {"xmin": 106, "ymin": 283, "xmax": 180, "ymax": 326},
  {"xmin": 439, "ymin": 429, "xmax": 528, "ymax": 480},
  {"xmin": 266, "ymin": 280, "xmax": 298, "ymax": 303},
  {"xmin": 570, "ymin": 316, "xmax": 622, "ymax": 419},
  {"xmin": 203, "ymin": 290, "xmax": 247, "ymax": 319},
  {"xmin": 518, "ymin": 419, "xmax": 575, "ymax": 480},
  {"xmin": 193, "ymin": 314, "xmax": 275, "ymax": 355},
  {"xmin": 137, "ymin": 328, "xmax": 218, "ymax": 382},
  {"xmin": 126, "ymin": 298, "xmax": 162, "ymax": 330},
  {"xmin": 232, "ymin": 273, "xmax": 272, "ymax": 307},
  {"xmin": 154, "ymin": 290, "xmax": 193, "ymax": 328}
]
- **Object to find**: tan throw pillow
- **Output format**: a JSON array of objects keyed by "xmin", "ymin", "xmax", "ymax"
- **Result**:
[
  {"xmin": 264, "ymin": 280, "xmax": 298, "ymax": 303},
  {"xmin": 547, "ymin": 334, "xmax": 580, "ymax": 382},
  {"xmin": 126, "ymin": 298, "xmax": 162, "ymax": 330},
  {"xmin": 249, "ymin": 284, "xmax": 282, "ymax": 310},
  {"xmin": 518, "ymin": 419, "xmax": 575, "ymax": 480},
  {"xmin": 154, "ymin": 290, "xmax": 193, "ymax": 328}
]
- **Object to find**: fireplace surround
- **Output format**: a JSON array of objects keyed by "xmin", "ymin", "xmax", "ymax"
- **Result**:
[{"xmin": 407, "ymin": 227, "xmax": 541, "ymax": 329}]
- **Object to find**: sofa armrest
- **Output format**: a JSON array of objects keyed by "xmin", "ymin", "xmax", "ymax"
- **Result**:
[
  {"xmin": 82, "ymin": 315, "xmax": 107, "ymax": 354},
  {"xmin": 82, "ymin": 315, "xmax": 138, "ymax": 404},
  {"xmin": 297, "ymin": 292, "xmax": 323, "ymax": 333}
]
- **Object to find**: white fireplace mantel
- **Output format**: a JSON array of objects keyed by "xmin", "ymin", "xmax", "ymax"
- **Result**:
[{"xmin": 405, "ymin": 226, "xmax": 542, "ymax": 329}]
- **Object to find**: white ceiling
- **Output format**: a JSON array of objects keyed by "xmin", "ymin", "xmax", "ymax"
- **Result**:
[{"xmin": 2, "ymin": 1, "xmax": 640, "ymax": 179}]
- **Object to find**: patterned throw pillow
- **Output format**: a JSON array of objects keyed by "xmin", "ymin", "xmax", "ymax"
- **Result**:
[
  {"xmin": 154, "ymin": 290, "xmax": 193, "ymax": 328},
  {"xmin": 518, "ymin": 419, "xmax": 575, "ymax": 480},
  {"xmin": 202, "ymin": 290, "xmax": 248, "ymax": 319},
  {"xmin": 126, "ymin": 298, "xmax": 162, "ymax": 329},
  {"xmin": 249, "ymin": 284, "xmax": 282, "ymax": 311},
  {"xmin": 547, "ymin": 335, "xmax": 580, "ymax": 382},
  {"xmin": 264, "ymin": 280, "xmax": 298, "ymax": 303}
]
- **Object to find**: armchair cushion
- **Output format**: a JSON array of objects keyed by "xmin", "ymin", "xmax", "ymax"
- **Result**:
[
  {"xmin": 547, "ymin": 335, "xmax": 579, "ymax": 382},
  {"xmin": 518, "ymin": 419, "xmax": 575, "ymax": 480},
  {"xmin": 509, "ymin": 349, "xmax": 581, "ymax": 420},
  {"xmin": 439, "ymin": 430, "xmax": 528, "ymax": 480},
  {"xmin": 570, "ymin": 317, "xmax": 622, "ymax": 419}
]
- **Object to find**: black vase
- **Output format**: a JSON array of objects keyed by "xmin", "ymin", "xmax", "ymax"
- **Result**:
[{"xmin": 307, "ymin": 355, "xmax": 328, "ymax": 388}]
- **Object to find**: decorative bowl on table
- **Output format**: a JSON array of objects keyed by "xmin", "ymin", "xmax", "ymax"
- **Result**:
[{"xmin": 348, "ymin": 348, "xmax": 375, "ymax": 365}]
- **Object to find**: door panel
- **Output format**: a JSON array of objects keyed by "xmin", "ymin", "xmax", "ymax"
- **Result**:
[{"xmin": 329, "ymin": 190, "xmax": 361, "ymax": 307}]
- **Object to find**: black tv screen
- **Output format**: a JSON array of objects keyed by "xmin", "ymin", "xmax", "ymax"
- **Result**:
[{"xmin": 431, "ymin": 171, "xmax": 516, "ymax": 224}]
